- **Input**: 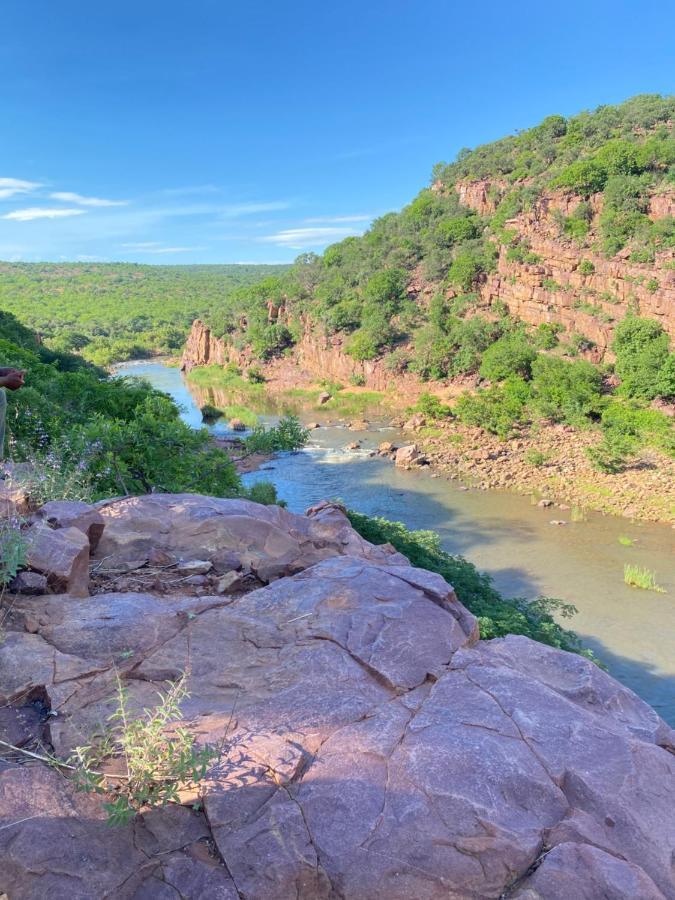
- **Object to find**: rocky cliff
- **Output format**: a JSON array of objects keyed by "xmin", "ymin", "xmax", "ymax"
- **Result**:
[
  {"xmin": 457, "ymin": 179, "xmax": 675, "ymax": 353},
  {"xmin": 1, "ymin": 491, "xmax": 675, "ymax": 898}
]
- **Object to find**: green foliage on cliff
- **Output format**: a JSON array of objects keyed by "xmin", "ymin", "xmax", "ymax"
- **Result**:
[{"xmin": 346, "ymin": 510, "xmax": 593, "ymax": 658}]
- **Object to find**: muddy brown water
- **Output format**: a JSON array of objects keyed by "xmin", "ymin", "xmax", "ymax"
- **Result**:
[{"xmin": 115, "ymin": 360, "xmax": 675, "ymax": 723}]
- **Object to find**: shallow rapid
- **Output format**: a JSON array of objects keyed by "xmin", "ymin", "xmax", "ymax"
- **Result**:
[{"xmin": 116, "ymin": 360, "xmax": 675, "ymax": 722}]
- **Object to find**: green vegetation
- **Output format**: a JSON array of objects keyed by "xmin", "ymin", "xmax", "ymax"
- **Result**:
[
  {"xmin": 618, "ymin": 535, "xmax": 635, "ymax": 546},
  {"xmin": 0, "ymin": 310, "xmax": 306, "ymax": 504},
  {"xmin": 623, "ymin": 564, "xmax": 666, "ymax": 593},
  {"xmin": 347, "ymin": 511, "xmax": 593, "ymax": 658},
  {"xmin": 69, "ymin": 674, "xmax": 219, "ymax": 825},
  {"xmin": 0, "ymin": 262, "xmax": 286, "ymax": 366}
]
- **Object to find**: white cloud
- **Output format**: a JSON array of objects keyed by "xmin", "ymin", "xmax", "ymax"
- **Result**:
[
  {"xmin": 50, "ymin": 191, "xmax": 128, "ymax": 207},
  {"xmin": 303, "ymin": 214, "xmax": 373, "ymax": 224},
  {"xmin": 3, "ymin": 207, "xmax": 86, "ymax": 221},
  {"xmin": 259, "ymin": 225, "xmax": 364, "ymax": 249},
  {"xmin": 219, "ymin": 201, "xmax": 291, "ymax": 218},
  {"xmin": 0, "ymin": 178, "xmax": 42, "ymax": 200}
]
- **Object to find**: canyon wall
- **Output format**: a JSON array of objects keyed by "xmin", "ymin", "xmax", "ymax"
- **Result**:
[{"xmin": 456, "ymin": 179, "xmax": 675, "ymax": 352}]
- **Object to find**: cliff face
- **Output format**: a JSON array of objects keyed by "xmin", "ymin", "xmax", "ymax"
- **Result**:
[
  {"xmin": 182, "ymin": 318, "xmax": 423, "ymax": 393},
  {"xmin": 455, "ymin": 179, "xmax": 675, "ymax": 352}
]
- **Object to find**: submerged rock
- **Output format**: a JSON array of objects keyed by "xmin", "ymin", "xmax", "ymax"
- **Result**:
[{"xmin": 1, "ymin": 494, "xmax": 673, "ymax": 899}]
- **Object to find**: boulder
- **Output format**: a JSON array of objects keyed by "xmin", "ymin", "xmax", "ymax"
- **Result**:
[
  {"xmin": 94, "ymin": 494, "xmax": 407, "ymax": 582},
  {"xmin": 378, "ymin": 441, "xmax": 396, "ymax": 453},
  {"xmin": 345, "ymin": 441, "xmax": 360, "ymax": 450},
  {"xmin": 229, "ymin": 417, "xmax": 246, "ymax": 431},
  {"xmin": 403, "ymin": 412, "xmax": 426, "ymax": 430},
  {"xmin": 24, "ymin": 523, "xmax": 90, "ymax": 597},
  {"xmin": 306, "ymin": 421, "xmax": 320, "ymax": 429},
  {"xmin": 348, "ymin": 419, "xmax": 369, "ymax": 431},
  {"xmin": 318, "ymin": 391, "xmax": 331, "ymax": 405},
  {"xmin": 394, "ymin": 443, "xmax": 425, "ymax": 467},
  {"xmin": 9, "ymin": 570, "xmax": 48, "ymax": 595},
  {"xmin": 35, "ymin": 499, "xmax": 105, "ymax": 550}
]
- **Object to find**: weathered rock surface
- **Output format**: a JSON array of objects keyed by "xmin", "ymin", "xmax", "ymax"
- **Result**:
[
  {"xmin": 94, "ymin": 494, "xmax": 407, "ymax": 582},
  {"xmin": 395, "ymin": 443, "xmax": 425, "ymax": 467},
  {"xmin": 24, "ymin": 522, "xmax": 90, "ymax": 597},
  {"xmin": 1, "ymin": 495, "xmax": 674, "ymax": 899},
  {"xmin": 34, "ymin": 499, "xmax": 106, "ymax": 551}
]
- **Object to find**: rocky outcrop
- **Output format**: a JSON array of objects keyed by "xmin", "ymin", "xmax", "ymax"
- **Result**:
[
  {"xmin": 1, "ymin": 494, "xmax": 674, "ymax": 899},
  {"xmin": 456, "ymin": 180, "xmax": 675, "ymax": 348}
]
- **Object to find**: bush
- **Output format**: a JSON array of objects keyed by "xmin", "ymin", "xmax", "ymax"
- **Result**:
[
  {"xmin": 579, "ymin": 259, "xmax": 595, "ymax": 275},
  {"xmin": 414, "ymin": 392, "xmax": 453, "ymax": 419},
  {"xmin": 525, "ymin": 449, "xmax": 549, "ymax": 467},
  {"xmin": 529, "ymin": 356, "xmax": 604, "ymax": 426},
  {"xmin": 554, "ymin": 159, "xmax": 607, "ymax": 196},
  {"xmin": 454, "ymin": 377, "xmax": 531, "ymax": 439},
  {"xmin": 533, "ymin": 322, "xmax": 563, "ymax": 349},
  {"xmin": 349, "ymin": 373, "xmax": 366, "ymax": 387},
  {"xmin": 242, "ymin": 415, "xmax": 310, "ymax": 456},
  {"xmin": 345, "ymin": 329, "xmax": 380, "ymax": 361},
  {"xmin": 613, "ymin": 315, "xmax": 672, "ymax": 400},
  {"xmin": 479, "ymin": 333, "xmax": 537, "ymax": 381},
  {"xmin": 346, "ymin": 511, "xmax": 592, "ymax": 657}
]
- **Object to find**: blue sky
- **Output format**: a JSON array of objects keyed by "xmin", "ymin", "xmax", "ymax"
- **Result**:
[{"xmin": 1, "ymin": 0, "xmax": 673, "ymax": 264}]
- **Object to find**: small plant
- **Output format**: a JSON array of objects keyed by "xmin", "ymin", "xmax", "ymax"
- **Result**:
[
  {"xmin": 579, "ymin": 259, "xmax": 595, "ymax": 276},
  {"xmin": 618, "ymin": 535, "xmax": 635, "ymax": 546},
  {"xmin": 0, "ymin": 516, "xmax": 26, "ymax": 587},
  {"xmin": 200, "ymin": 403, "xmax": 222, "ymax": 422},
  {"xmin": 349, "ymin": 373, "xmax": 366, "ymax": 387},
  {"xmin": 524, "ymin": 449, "xmax": 549, "ymax": 467},
  {"xmin": 646, "ymin": 278, "xmax": 659, "ymax": 293},
  {"xmin": 246, "ymin": 367, "xmax": 265, "ymax": 384},
  {"xmin": 623, "ymin": 564, "xmax": 665, "ymax": 593},
  {"xmin": 69, "ymin": 673, "xmax": 220, "ymax": 825}
]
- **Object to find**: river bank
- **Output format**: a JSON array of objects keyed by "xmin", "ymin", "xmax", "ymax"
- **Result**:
[
  {"xmin": 114, "ymin": 359, "xmax": 675, "ymax": 722},
  {"xmin": 185, "ymin": 355, "xmax": 675, "ymax": 525}
]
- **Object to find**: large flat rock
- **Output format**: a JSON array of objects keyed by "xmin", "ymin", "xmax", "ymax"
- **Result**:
[{"xmin": 1, "ymin": 496, "xmax": 673, "ymax": 899}]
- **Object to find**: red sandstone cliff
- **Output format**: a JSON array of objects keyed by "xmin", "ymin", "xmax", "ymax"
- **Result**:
[{"xmin": 456, "ymin": 179, "xmax": 675, "ymax": 350}]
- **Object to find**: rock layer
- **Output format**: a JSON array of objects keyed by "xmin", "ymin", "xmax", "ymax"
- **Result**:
[{"xmin": 1, "ymin": 495, "xmax": 673, "ymax": 899}]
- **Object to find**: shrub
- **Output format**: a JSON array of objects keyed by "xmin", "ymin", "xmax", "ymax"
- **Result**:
[
  {"xmin": 349, "ymin": 373, "xmax": 366, "ymax": 387},
  {"xmin": 446, "ymin": 253, "xmax": 483, "ymax": 291},
  {"xmin": 345, "ymin": 329, "xmax": 380, "ymax": 361},
  {"xmin": 525, "ymin": 449, "xmax": 549, "ymax": 467},
  {"xmin": 242, "ymin": 415, "xmax": 310, "ymax": 456},
  {"xmin": 415, "ymin": 392, "xmax": 452, "ymax": 419},
  {"xmin": 0, "ymin": 516, "xmax": 26, "ymax": 587},
  {"xmin": 613, "ymin": 315, "xmax": 672, "ymax": 400},
  {"xmin": 69, "ymin": 674, "xmax": 220, "ymax": 825},
  {"xmin": 553, "ymin": 159, "xmax": 607, "ymax": 196},
  {"xmin": 530, "ymin": 356, "xmax": 604, "ymax": 426},
  {"xmin": 579, "ymin": 259, "xmax": 595, "ymax": 275},
  {"xmin": 454, "ymin": 377, "xmax": 531, "ymax": 439},
  {"xmin": 646, "ymin": 278, "xmax": 659, "ymax": 293},
  {"xmin": 346, "ymin": 511, "xmax": 593, "ymax": 657},
  {"xmin": 244, "ymin": 480, "xmax": 284, "ymax": 506},
  {"xmin": 247, "ymin": 367, "xmax": 266, "ymax": 383},
  {"xmin": 200, "ymin": 404, "xmax": 222, "ymax": 422},
  {"xmin": 533, "ymin": 322, "xmax": 563, "ymax": 349},
  {"xmin": 479, "ymin": 333, "xmax": 537, "ymax": 381}
]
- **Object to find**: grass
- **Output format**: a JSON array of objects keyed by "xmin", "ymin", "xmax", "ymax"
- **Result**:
[
  {"xmin": 618, "ymin": 535, "xmax": 635, "ymax": 547},
  {"xmin": 623, "ymin": 564, "xmax": 666, "ymax": 593},
  {"xmin": 218, "ymin": 405, "xmax": 259, "ymax": 427},
  {"xmin": 187, "ymin": 365, "xmax": 266, "ymax": 399},
  {"xmin": 283, "ymin": 386, "xmax": 390, "ymax": 417}
]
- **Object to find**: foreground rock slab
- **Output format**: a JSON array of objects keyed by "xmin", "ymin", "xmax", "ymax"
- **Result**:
[{"xmin": 1, "ymin": 495, "xmax": 673, "ymax": 899}]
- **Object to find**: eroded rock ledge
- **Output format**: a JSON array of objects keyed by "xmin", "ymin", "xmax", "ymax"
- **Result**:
[{"xmin": 1, "ymin": 495, "xmax": 673, "ymax": 899}]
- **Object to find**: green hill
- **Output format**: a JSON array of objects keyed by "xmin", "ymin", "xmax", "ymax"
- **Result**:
[{"xmin": 0, "ymin": 262, "xmax": 288, "ymax": 365}]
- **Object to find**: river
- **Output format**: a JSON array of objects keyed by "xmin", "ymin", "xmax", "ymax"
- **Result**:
[{"xmin": 115, "ymin": 359, "xmax": 675, "ymax": 723}]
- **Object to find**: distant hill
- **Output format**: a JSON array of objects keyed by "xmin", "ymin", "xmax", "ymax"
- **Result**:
[{"xmin": 0, "ymin": 262, "xmax": 288, "ymax": 365}]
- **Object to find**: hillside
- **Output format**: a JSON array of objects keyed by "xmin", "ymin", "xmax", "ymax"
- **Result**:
[
  {"xmin": 0, "ymin": 262, "xmax": 288, "ymax": 365},
  {"xmin": 186, "ymin": 95, "xmax": 674, "ymax": 488}
]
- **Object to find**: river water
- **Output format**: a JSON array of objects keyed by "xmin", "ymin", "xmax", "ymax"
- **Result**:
[{"xmin": 115, "ymin": 360, "xmax": 675, "ymax": 723}]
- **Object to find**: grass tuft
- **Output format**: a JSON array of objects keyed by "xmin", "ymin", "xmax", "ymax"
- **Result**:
[{"xmin": 623, "ymin": 564, "xmax": 665, "ymax": 593}]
